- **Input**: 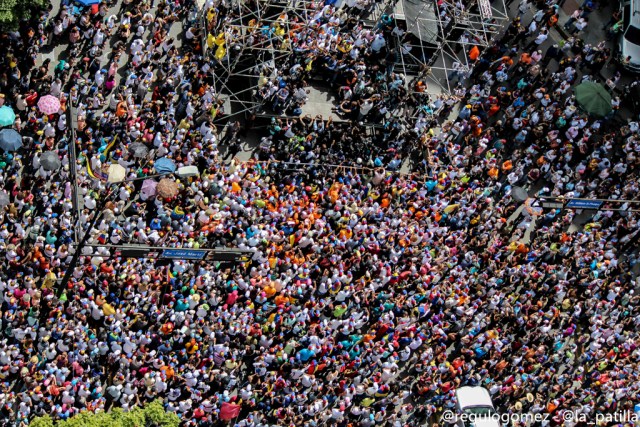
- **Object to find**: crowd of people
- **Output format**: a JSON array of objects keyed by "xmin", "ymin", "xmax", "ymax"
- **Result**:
[{"xmin": 1, "ymin": 0, "xmax": 640, "ymax": 426}]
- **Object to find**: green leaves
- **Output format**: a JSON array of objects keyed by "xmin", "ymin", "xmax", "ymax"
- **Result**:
[
  {"xmin": 29, "ymin": 416, "xmax": 55, "ymax": 427},
  {"xmin": 29, "ymin": 400, "xmax": 180, "ymax": 427},
  {"xmin": 0, "ymin": 0, "xmax": 49, "ymax": 31}
]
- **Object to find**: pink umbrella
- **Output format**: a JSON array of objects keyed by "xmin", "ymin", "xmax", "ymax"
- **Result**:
[
  {"xmin": 37, "ymin": 95, "xmax": 61, "ymax": 115},
  {"xmin": 140, "ymin": 179, "xmax": 157, "ymax": 201}
]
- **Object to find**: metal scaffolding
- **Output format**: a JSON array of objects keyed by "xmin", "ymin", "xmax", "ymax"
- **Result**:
[
  {"xmin": 389, "ymin": 0, "xmax": 510, "ymax": 94},
  {"xmin": 204, "ymin": 0, "xmax": 325, "ymax": 122},
  {"xmin": 199, "ymin": 0, "xmax": 510, "ymax": 121}
]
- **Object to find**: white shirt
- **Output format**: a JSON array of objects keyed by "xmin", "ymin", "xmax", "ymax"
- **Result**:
[{"xmin": 534, "ymin": 32, "xmax": 548, "ymax": 45}]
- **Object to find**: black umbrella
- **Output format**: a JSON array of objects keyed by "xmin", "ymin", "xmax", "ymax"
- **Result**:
[
  {"xmin": 511, "ymin": 186, "xmax": 529, "ymax": 203},
  {"xmin": 40, "ymin": 151, "xmax": 62, "ymax": 171},
  {"xmin": 129, "ymin": 142, "xmax": 149, "ymax": 158}
]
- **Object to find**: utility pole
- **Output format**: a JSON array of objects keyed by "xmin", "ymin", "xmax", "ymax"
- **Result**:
[
  {"xmin": 68, "ymin": 96, "xmax": 81, "ymax": 244},
  {"xmin": 56, "ymin": 186, "xmax": 114, "ymax": 296}
]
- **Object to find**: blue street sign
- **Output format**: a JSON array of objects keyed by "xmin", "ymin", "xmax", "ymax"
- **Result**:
[
  {"xmin": 565, "ymin": 199, "xmax": 603, "ymax": 210},
  {"xmin": 161, "ymin": 249, "xmax": 207, "ymax": 260}
]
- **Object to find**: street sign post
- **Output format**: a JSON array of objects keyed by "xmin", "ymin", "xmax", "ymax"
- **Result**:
[
  {"xmin": 540, "ymin": 200, "xmax": 565, "ymax": 210},
  {"xmin": 565, "ymin": 199, "xmax": 603, "ymax": 210},
  {"xmin": 161, "ymin": 248, "xmax": 208, "ymax": 260},
  {"xmin": 537, "ymin": 196, "xmax": 640, "ymax": 212},
  {"xmin": 87, "ymin": 244, "xmax": 252, "ymax": 262}
]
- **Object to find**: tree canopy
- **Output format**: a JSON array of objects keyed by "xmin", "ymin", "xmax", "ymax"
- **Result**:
[
  {"xmin": 0, "ymin": 0, "xmax": 49, "ymax": 31},
  {"xmin": 29, "ymin": 400, "xmax": 180, "ymax": 427}
]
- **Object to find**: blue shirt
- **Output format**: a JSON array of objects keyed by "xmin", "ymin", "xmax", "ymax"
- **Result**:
[{"xmin": 298, "ymin": 348, "xmax": 315, "ymax": 362}]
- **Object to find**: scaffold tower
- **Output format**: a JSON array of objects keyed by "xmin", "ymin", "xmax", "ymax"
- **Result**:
[
  {"xmin": 390, "ymin": 0, "xmax": 511, "ymax": 94},
  {"xmin": 198, "ymin": 0, "xmax": 510, "ymax": 122}
]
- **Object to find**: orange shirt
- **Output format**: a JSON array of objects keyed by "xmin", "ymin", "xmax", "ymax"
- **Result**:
[
  {"xmin": 338, "ymin": 228, "xmax": 353, "ymax": 240},
  {"xmin": 186, "ymin": 340, "xmax": 199, "ymax": 354},
  {"xmin": 269, "ymin": 257, "xmax": 278, "ymax": 269},
  {"xmin": 361, "ymin": 333, "xmax": 375, "ymax": 343},
  {"xmin": 161, "ymin": 323, "xmax": 174, "ymax": 335},
  {"xmin": 275, "ymin": 294, "xmax": 289, "ymax": 306},
  {"xmin": 500, "ymin": 56, "xmax": 514, "ymax": 67},
  {"xmin": 469, "ymin": 46, "xmax": 480, "ymax": 61},
  {"xmin": 116, "ymin": 102, "xmax": 127, "ymax": 118}
]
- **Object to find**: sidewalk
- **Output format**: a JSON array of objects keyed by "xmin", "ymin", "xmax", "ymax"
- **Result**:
[
  {"xmin": 508, "ymin": 0, "xmax": 636, "ymax": 121},
  {"xmin": 556, "ymin": 0, "xmax": 612, "ymax": 45},
  {"xmin": 553, "ymin": 0, "xmax": 636, "ymax": 88}
]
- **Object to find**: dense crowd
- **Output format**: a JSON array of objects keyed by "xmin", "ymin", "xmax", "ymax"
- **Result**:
[{"xmin": 1, "ymin": 0, "xmax": 640, "ymax": 426}]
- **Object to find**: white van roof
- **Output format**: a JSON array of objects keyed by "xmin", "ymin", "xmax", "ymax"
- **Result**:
[
  {"xmin": 473, "ymin": 418, "xmax": 502, "ymax": 427},
  {"xmin": 630, "ymin": 0, "xmax": 640, "ymax": 27},
  {"xmin": 456, "ymin": 386, "xmax": 494, "ymax": 410}
]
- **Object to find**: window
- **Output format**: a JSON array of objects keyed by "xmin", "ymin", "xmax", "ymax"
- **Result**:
[
  {"xmin": 463, "ymin": 407, "xmax": 497, "ymax": 427},
  {"xmin": 624, "ymin": 25, "xmax": 640, "ymax": 44},
  {"xmin": 464, "ymin": 406, "xmax": 494, "ymax": 416},
  {"xmin": 624, "ymin": 5, "xmax": 631, "ymax": 28}
]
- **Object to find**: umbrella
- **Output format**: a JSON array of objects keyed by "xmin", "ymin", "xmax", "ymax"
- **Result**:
[
  {"xmin": 154, "ymin": 157, "xmax": 176, "ymax": 174},
  {"xmin": 37, "ymin": 95, "xmax": 61, "ymax": 115},
  {"xmin": 0, "ymin": 191, "xmax": 10, "ymax": 207},
  {"xmin": 0, "ymin": 106, "xmax": 16, "ymax": 127},
  {"xmin": 0, "ymin": 129, "xmax": 23, "ymax": 152},
  {"xmin": 40, "ymin": 151, "xmax": 62, "ymax": 171},
  {"xmin": 176, "ymin": 165, "xmax": 200, "ymax": 178},
  {"xmin": 129, "ymin": 142, "xmax": 149, "ymax": 158},
  {"xmin": 140, "ymin": 179, "xmax": 157, "ymax": 201},
  {"xmin": 107, "ymin": 164, "xmax": 126, "ymax": 183},
  {"xmin": 157, "ymin": 178, "xmax": 179, "ymax": 198},
  {"xmin": 574, "ymin": 82, "xmax": 612, "ymax": 118},
  {"xmin": 511, "ymin": 186, "xmax": 529, "ymax": 203},
  {"xmin": 73, "ymin": 0, "xmax": 101, "ymax": 5}
]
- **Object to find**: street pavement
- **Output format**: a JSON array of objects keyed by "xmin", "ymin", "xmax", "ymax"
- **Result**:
[
  {"xmin": 41, "ymin": 0, "xmax": 637, "ymax": 164},
  {"xmin": 30, "ymin": 1, "xmax": 639, "ymax": 425},
  {"xmin": 41, "ymin": 0, "xmax": 186, "ymax": 88},
  {"xmin": 39, "ymin": 0, "xmax": 638, "ymax": 244}
]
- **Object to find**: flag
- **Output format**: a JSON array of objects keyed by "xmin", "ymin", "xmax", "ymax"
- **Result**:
[{"xmin": 219, "ymin": 402, "xmax": 241, "ymax": 420}]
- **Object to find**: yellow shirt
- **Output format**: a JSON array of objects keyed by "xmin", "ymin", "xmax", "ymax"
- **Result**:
[
  {"xmin": 178, "ymin": 119, "xmax": 191, "ymax": 130},
  {"xmin": 42, "ymin": 271, "xmax": 57, "ymax": 289}
]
